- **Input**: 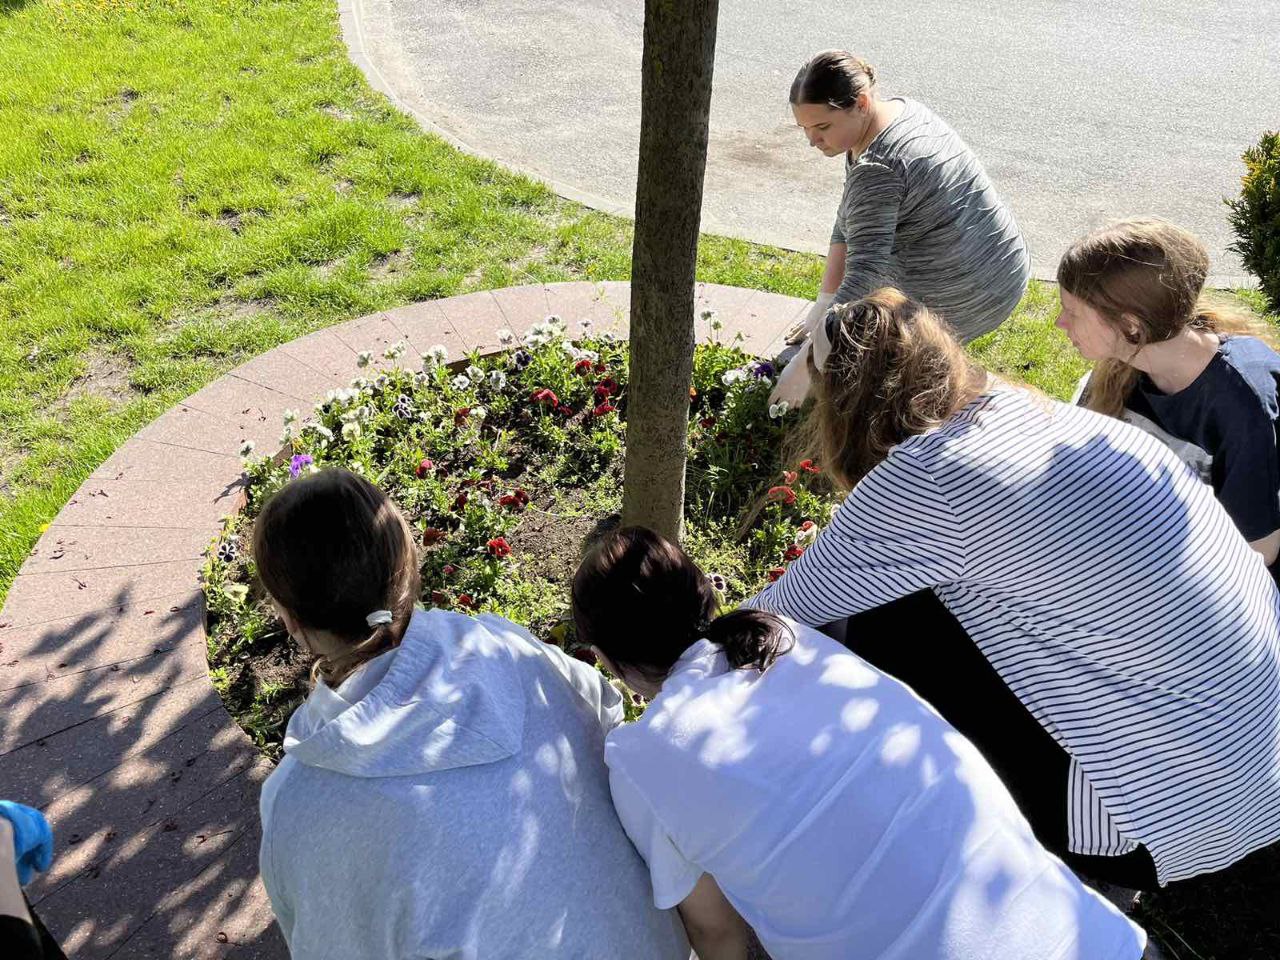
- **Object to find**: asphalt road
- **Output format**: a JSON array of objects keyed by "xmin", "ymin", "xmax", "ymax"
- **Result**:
[{"xmin": 344, "ymin": 0, "xmax": 1280, "ymax": 286}]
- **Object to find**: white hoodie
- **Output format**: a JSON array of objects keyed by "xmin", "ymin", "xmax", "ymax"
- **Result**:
[{"xmin": 259, "ymin": 608, "xmax": 689, "ymax": 960}]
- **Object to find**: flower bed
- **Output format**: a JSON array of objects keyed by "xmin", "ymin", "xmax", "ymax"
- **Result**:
[{"xmin": 204, "ymin": 314, "xmax": 840, "ymax": 755}]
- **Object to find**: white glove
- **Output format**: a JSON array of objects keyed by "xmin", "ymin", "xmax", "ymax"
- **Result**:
[{"xmin": 769, "ymin": 341, "xmax": 814, "ymax": 407}]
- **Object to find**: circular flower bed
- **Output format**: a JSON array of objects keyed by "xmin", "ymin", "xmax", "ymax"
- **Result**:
[{"xmin": 204, "ymin": 313, "xmax": 840, "ymax": 756}]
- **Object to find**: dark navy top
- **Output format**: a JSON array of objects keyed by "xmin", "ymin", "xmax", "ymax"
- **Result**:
[{"xmin": 1124, "ymin": 335, "xmax": 1280, "ymax": 542}]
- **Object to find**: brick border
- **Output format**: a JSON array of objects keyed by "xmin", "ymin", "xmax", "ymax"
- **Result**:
[{"xmin": 0, "ymin": 281, "xmax": 806, "ymax": 958}]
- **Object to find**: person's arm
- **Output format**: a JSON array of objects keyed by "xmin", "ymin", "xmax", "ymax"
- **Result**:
[
  {"xmin": 1250, "ymin": 529, "xmax": 1280, "ymax": 566},
  {"xmin": 746, "ymin": 451, "xmax": 966, "ymax": 624},
  {"xmin": 0, "ymin": 818, "xmax": 32, "ymax": 926},
  {"xmin": 831, "ymin": 161, "xmax": 905, "ymax": 307},
  {"xmin": 820, "ymin": 242, "xmax": 847, "ymax": 296},
  {"xmin": 677, "ymin": 874, "xmax": 749, "ymax": 960}
]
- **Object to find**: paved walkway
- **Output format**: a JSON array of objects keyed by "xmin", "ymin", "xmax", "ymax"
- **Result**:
[
  {"xmin": 337, "ymin": 0, "xmax": 1280, "ymax": 287},
  {"xmin": 0, "ymin": 281, "xmax": 806, "ymax": 957}
]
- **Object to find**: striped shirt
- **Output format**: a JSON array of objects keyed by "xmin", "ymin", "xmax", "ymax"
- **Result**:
[
  {"xmin": 831, "ymin": 98, "xmax": 1030, "ymax": 342},
  {"xmin": 749, "ymin": 386, "xmax": 1280, "ymax": 885}
]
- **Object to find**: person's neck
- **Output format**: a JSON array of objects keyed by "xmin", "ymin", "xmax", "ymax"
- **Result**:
[
  {"xmin": 1130, "ymin": 327, "xmax": 1220, "ymax": 394},
  {"xmin": 850, "ymin": 97, "xmax": 902, "ymax": 157}
]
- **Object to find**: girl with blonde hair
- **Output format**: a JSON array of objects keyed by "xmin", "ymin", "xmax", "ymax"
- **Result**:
[
  {"xmin": 750, "ymin": 289, "xmax": 1280, "ymax": 893},
  {"xmin": 254, "ymin": 469, "xmax": 688, "ymax": 960},
  {"xmin": 1058, "ymin": 217, "xmax": 1280, "ymax": 578}
]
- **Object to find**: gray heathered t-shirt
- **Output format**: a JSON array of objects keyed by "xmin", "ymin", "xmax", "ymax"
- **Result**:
[{"xmin": 831, "ymin": 98, "xmax": 1030, "ymax": 342}]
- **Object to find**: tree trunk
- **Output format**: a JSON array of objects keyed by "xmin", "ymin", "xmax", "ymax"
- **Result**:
[{"xmin": 621, "ymin": 0, "xmax": 720, "ymax": 542}]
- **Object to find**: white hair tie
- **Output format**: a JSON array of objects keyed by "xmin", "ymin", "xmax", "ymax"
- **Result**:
[{"xmin": 366, "ymin": 609, "xmax": 394, "ymax": 627}]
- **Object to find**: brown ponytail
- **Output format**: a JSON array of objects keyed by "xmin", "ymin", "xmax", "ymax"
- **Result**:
[
  {"xmin": 252, "ymin": 468, "xmax": 421, "ymax": 687},
  {"xmin": 814, "ymin": 287, "xmax": 987, "ymax": 490},
  {"xmin": 572, "ymin": 527, "xmax": 793, "ymax": 686},
  {"xmin": 790, "ymin": 50, "xmax": 878, "ymax": 109}
]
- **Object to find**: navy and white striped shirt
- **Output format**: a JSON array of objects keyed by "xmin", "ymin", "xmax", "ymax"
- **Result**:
[{"xmin": 750, "ymin": 386, "xmax": 1280, "ymax": 884}]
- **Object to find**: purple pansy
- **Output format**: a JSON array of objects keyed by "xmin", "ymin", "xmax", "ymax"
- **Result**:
[
  {"xmin": 289, "ymin": 454, "xmax": 314, "ymax": 478},
  {"xmin": 751, "ymin": 361, "xmax": 775, "ymax": 379}
]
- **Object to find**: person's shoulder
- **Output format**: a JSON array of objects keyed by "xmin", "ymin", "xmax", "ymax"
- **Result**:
[{"xmin": 1217, "ymin": 336, "xmax": 1280, "ymax": 416}]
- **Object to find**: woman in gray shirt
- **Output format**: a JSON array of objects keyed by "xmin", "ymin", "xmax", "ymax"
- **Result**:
[{"xmin": 774, "ymin": 51, "xmax": 1031, "ymax": 405}]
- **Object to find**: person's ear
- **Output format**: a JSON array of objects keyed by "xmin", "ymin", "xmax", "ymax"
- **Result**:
[{"xmin": 1119, "ymin": 313, "xmax": 1144, "ymax": 344}]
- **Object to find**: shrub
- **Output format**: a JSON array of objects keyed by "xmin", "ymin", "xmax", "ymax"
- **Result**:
[{"xmin": 1227, "ymin": 130, "xmax": 1280, "ymax": 311}]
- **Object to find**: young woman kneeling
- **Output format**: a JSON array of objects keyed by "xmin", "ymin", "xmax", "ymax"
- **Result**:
[
  {"xmin": 574, "ymin": 526, "xmax": 1146, "ymax": 960},
  {"xmin": 254, "ymin": 469, "xmax": 689, "ymax": 960},
  {"xmin": 748, "ymin": 289, "xmax": 1280, "ymax": 892}
]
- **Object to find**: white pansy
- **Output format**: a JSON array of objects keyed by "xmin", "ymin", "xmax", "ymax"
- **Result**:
[
  {"xmin": 423, "ymin": 345, "xmax": 449, "ymax": 369},
  {"xmin": 579, "ymin": 318, "xmax": 593, "ymax": 332},
  {"xmin": 471, "ymin": 406, "xmax": 487, "ymax": 420},
  {"xmin": 383, "ymin": 341, "xmax": 407, "ymax": 360},
  {"xmin": 768, "ymin": 400, "xmax": 789, "ymax": 419},
  {"xmin": 341, "ymin": 421, "xmax": 362, "ymax": 440},
  {"xmin": 465, "ymin": 365, "xmax": 483, "ymax": 382},
  {"xmin": 794, "ymin": 524, "xmax": 819, "ymax": 547},
  {"xmin": 488, "ymin": 370, "xmax": 507, "ymax": 390},
  {"xmin": 282, "ymin": 408, "xmax": 298, "ymax": 426},
  {"xmin": 356, "ymin": 351, "xmax": 373, "ymax": 368},
  {"xmin": 497, "ymin": 329, "xmax": 515, "ymax": 345},
  {"xmin": 722, "ymin": 368, "xmax": 748, "ymax": 386},
  {"xmin": 451, "ymin": 374, "xmax": 472, "ymax": 391}
]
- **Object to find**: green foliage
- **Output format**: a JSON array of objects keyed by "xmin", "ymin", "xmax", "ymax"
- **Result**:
[{"xmin": 1228, "ymin": 131, "xmax": 1280, "ymax": 312}]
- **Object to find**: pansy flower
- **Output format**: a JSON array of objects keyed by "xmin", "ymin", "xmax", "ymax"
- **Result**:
[
  {"xmin": 456, "ymin": 593, "xmax": 475, "ymax": 609},
  {"xmin": 422, "ymin": 527, "xmax": 447, "ymax": 546},
  {"xmin": 289, "ymin": 454, "xmax": 314, "ymax": 478},
  {"xmin": 799, "ymin": 459, "xmax": 821, "ymax": 474},
  {"xmin": 592, "ymin": 402, "xmax": 617, "ymax": 417},
  {"xmin": 487, "ymin": 537, "xmax": 512, "ymax": 558},
  {"xmin": 767, "ymin": 485, "xmax": 797, "ymax": 505},
  {"xmin": 531, "ymin": 388, "xmax": 560, "ymax": 407},
  {"xmin": 766, "ymin": 568, "xmax": 786, "ymax": 582},
  {"xmin": 430, "ymin": 590, "xmax": 451, "ymax": 607},
  {"xmin": 415, "ymin": 458, "xmax": 434, "ymax": 479},
  {"xmin": 784, "ymin": 544, "xmax": 806, "ymax": 561},
  {"xmin": 594, "ymin": 378, "xmax": 619, "ymax": 399}
]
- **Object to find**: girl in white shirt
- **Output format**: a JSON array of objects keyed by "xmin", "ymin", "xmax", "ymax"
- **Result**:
[{"xmin": 572, "ymin": 526, "xmax": 1146, "ymax": 960}]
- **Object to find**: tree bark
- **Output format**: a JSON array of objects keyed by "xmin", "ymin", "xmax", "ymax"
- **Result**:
[{"xmin": 621, "ymin": 0, "xmax": 720, "ymax": 542}]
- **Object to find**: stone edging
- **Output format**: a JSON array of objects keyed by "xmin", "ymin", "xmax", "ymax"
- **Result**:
[{"xmin": 0, "ymin": 281, "xmax": 807, "ymax": 958}]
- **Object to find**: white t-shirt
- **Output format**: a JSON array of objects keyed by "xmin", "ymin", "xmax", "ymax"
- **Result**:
[{"xmin": 605, "ymin": 626, "xmax": 1146, "ymax": 960}]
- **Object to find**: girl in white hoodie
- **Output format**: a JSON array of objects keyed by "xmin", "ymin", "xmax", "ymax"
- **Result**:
[{"xmin": 253, "ymin": 469, "xmax": 689, "ymax": 960}]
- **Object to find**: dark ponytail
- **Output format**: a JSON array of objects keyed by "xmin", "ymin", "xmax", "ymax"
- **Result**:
[
  {"xmin": 573, "ymin": 527, "xmax": 794, "ymax": 685},
  {"xmin": 705, "ymin": 609, "xmax": 794, "ymax": 672}
]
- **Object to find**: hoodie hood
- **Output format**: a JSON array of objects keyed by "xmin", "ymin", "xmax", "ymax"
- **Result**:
[{"xmin": 282, "ymin": 608, "xmax": 526, "ymax": 778}]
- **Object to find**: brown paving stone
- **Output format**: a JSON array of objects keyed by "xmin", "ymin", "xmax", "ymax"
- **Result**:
[
  {"xmin": 326, "ymin": 312, "xmax": 419, "ymax": 375},
  {"xmin": 52, "ymin": 476, "xmax": 243, "ymax": 531},
  {"xmin": 21, "ymin": 526, "xmax": 211, "ymax": 577},
  {"xmin": 380, "ymin": 299, "xmax": 457, "ymax": 360},
  {"xmin": 31, "ymin": 709, "xmax": 258, "ymax": 892},
  {"xmin": 489, "ymin": 283, "xmax": 553, "ymax": 338},
  {"xmin": 0, "ymin": 638, "xmax": 209, "ymax": 753},
  {"xmin": 230, "ymin": 351, "xmax": 341, "ymax": 406},
  {"xmin": 544, "ymin": 281, "xmax": 613, "ymax": 335},
  {"xmin": 183, "ymin": 377, "xmax": 299, "ymax": 441},
  {"xmin": 277, "ymin": 327, "xmax": 360, "ymax": 380},
  {"xmin": 90, "ymin": 440, "xmax": 241, "ymax": 485},
  {"xmin": 739, "ymin": 289, "xmax": 810, "ymax": 356},
  {"xmin": 0, "ymin": 681, "xmax": 225, "ymax": 807},
  {"xmin": 437, "ymin": 289, "xmax": 508, "ymax": 353},
  {"xmin": 0, "ymin": 590, "xmax": 200, "ymax": 682},
  {"xmin": 34, "ymin": 761, "xmax": 272, "ymax": 960},
  {"xmin": 2, "ymin": 560, "xmax": 199, "ymax": 631},
  {"xmin": 135, "ymin": 404, "xmax": 260, "ymax": 459}
]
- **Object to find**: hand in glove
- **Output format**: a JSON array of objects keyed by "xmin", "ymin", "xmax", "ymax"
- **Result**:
[
  {"xmin": 784, "ymin": 292, "xmax": 835, "ymax": 345},
  {"xmin": 0, "ymin": 801, "xmax": 54, "ymax": 885},
  {"xmin": 769, "ymin": 342, "xmax": 814, "ymax": 408}
]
